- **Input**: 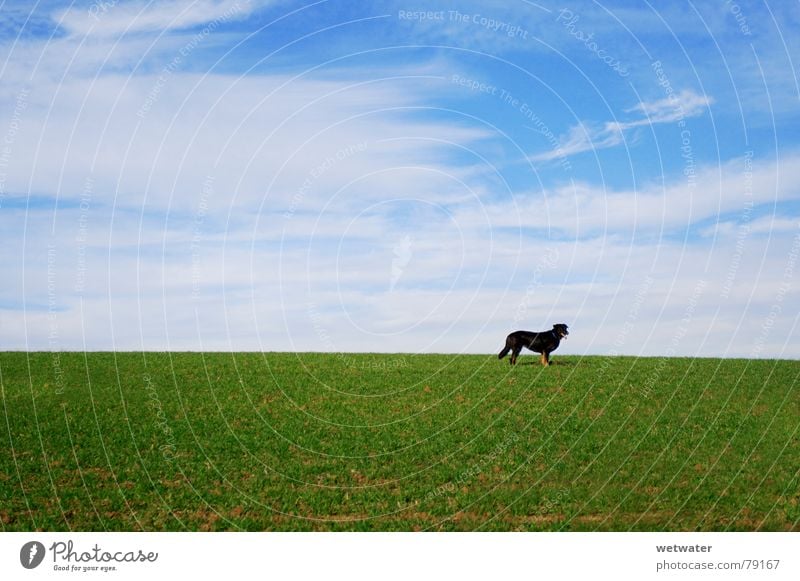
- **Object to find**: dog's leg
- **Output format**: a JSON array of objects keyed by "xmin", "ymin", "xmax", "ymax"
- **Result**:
[
  {"xmin": 511, "ymin": 348, "xmax": 521, "ymax": 365},
  {"xmin": 544, "ymin": 352, "xmax": 550, "ymax": 366}
]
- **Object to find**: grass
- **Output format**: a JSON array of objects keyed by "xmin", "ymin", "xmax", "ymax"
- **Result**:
[{"xmin": 1, "ymin": 352, "xmax": 798, "ymax": 531}]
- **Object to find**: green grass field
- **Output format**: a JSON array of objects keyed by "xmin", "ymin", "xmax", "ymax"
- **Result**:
[{"xmin": 1, "ymin": 352, "xmax": 798, "ymax": 531}]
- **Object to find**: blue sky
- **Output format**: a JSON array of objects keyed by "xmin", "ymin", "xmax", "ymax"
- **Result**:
[{"xmin": 0, "ymin": 0, "xmax": 798, "ymax": 357}]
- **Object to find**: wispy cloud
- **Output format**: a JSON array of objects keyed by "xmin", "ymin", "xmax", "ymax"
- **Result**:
[
  {"xmin": 57, "ymin": 0, "xmax": 258, "ymax": 37},
  {"xmin": 624, "ymin": 90, "xmax": 713, "ymax": 125},
  {"xmin": 532, "ymin": 89, "xmax": 713, "ymax": 162},
  {"xmin": 531, "ymin": 121, "xmax": 624, "ymax": 162}
]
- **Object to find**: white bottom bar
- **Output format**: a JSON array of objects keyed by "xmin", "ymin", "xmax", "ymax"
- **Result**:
[{"xmin": 2, "ymin": 532, "xmax": 797, "ymax": 580}]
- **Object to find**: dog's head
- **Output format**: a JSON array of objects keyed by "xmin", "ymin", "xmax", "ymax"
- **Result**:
[{"xmin": 553, "ymin": 323, "xmax": 569, "ymax": 339}]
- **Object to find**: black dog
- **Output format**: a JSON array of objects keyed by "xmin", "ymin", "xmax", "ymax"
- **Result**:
[{"xmin": 498, "ymin": 324, "xmax": 569, "ymax": 366}]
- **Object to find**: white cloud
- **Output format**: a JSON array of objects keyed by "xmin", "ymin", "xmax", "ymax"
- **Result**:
[
  {"xmin": 461, "ymin": 151, "xmax": 800, "ymax": 237},
  {"xmin": 0, "ymin": 69, "xmax": 489, "ymax": 217},
  {"xmin": 532, "ymin": 89, "xmax": 712, "ymax": 163},
  {"xmin": 531, "ymin": 121, "xmax": 624, "ymax": 162},
  {"xmin": 0, "ymin": 6, "xmax": 502, "ymax": 353},
  {"xmin": 700, "ymin": 215, "xmax": 800, "ymax": 239},
  {"xmin": 56, "ymin": 0, "xmax": 257, "ymax": 38},
  {"xmin": 625, "ymin": 89, "xmax": 713, "ymax": 125},
  {"xmin": 5, "ymin": 151, "xmax": 799, "ymax": 358}
]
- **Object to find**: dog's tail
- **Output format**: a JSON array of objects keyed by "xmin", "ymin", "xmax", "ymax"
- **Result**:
[{"xmin": 498, "ymin": 338, "xmax": 511, "ymax": 360}]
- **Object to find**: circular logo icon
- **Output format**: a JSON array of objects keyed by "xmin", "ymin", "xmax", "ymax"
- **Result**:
[{"xmin": 20, "ymin": 541, "xmax": 46, "ymax": 569}]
